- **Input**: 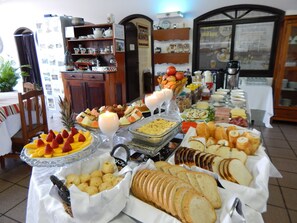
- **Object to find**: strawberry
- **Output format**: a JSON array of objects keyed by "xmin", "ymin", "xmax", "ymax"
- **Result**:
[
  {"xmin": 46, "ymin": 132, "xmax": 54, "ymax": 142},
  {"xmin": 45, "ymin": 144, "xmax": 53, "ymax": 155},
  {"xmin": 51, "ymin": 139, "xmax": 59, "ymax": 148},
  {"xmin": 61, "ymin": 129, "xmax": 69, "ymax": 138},
  {"xmin": 55, "ymin": 133, "xmax": 64, "ymax": 144},
  {"xmin": 71, "ymin": 127, "xmax": 79, "ymax": 135},
  {"xmin": 49, "ymin": 129, "xmax": 56, "ymax": 138},
  {"xmin": 62, "ymin": 141, "xmax": 72, "ymax": 153},
  {"xmin": 66, "ymin": 135, "xmax": 74, "ymax": 144},
  {"xmin": 36, "ymin": 139, "xmax": 45, "ymax": 148},
  {"xmin": 78, "ymin": 133, "xmax": 86, "ymax": 142}
]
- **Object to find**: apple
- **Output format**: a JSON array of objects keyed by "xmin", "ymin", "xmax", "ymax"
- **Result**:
[
  {"xmin": 175, "ymin": 71, "xmax": 185, "ymax": 81},
  {"xmin": 167, "ymin": 75, "xmax": 176, "ymax": 82},
  {"xmin": 166, "ymin": 66, "xmax": 176, "ymax": 76}
]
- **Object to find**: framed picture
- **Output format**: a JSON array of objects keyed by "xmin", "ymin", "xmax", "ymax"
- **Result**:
[
  {"xmin": 115, "ymin": 39, "xmax": 125, "ymax": 52},
  {"xmin": 137, "ymin": 23, "xmax": 149, "ymax": 47}
]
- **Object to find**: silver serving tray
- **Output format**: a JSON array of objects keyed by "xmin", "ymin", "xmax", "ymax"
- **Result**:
[
  {"xmin": 128, "ymin": 114, "xmax": 181, "ymax": 146},
  {"xmin": 20, "ymin": 135, "xmax": 101, "ymax": 167}
]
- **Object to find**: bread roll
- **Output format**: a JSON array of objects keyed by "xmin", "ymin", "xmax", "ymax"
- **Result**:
[
  {"xmin": 217, "ymin": 139, "xmax": 229, "ymax": 147},
  {"xmin": 214, "ymin": 126, "xmax": 228, "ymax": 141},
  {"xmin": 207, "ymin": 121, "xmax": 216, "ymax": 138},
  {"xmin": 236, "ymin": 137, "xmax": 252, "ymax": 154},
  {"xmin": 196, "ymin": 122, "xmax": 210, "ymax": 140},
  {"xmin": 228, "ymin": 130, "xmax": 240, "ymax": 148},
  {"xmin": 226, "ymin": 125, "xmax": 237, "ymax": 136},
  {"xmin": 242, "ymin": 132, "xmax": 261, "ymax": 154}
]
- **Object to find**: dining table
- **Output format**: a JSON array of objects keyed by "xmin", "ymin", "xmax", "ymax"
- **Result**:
[
  {"xmin": 240, "ymin": 85, "xmax": 274, "ymax": 128},
  {"xmin": 0, "ymin": 91, "xmax": 22, "ymax": 156}
]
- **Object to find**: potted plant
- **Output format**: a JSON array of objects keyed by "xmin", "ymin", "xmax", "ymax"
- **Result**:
[{"xmin": 0, "ymin": 56, "xmax": 30, "ymax": 92}]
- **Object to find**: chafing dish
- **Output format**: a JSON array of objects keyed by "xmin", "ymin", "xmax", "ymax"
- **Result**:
[{"xmin": 128, "ymin": 114, "xmax": 181, "ymax": 146}]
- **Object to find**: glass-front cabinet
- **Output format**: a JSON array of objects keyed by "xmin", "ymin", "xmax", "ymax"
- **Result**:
[{"xmin": 273, "ymin": 15, "xmax": 297, "ymax": 122}]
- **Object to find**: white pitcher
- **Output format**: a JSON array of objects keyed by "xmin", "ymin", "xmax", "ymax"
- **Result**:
[{"xmin": 93, "ymin": 28, "xmax": 104, "ymax": 38}]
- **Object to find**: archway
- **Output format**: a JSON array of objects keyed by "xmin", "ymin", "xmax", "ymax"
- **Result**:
[
  {"xmin": 120, "ymin": 14, "xmax": 154, "ymax": 102},
  {"xmin": 14, "ymin": 27, "xmax": 42, "ymax": 87}
]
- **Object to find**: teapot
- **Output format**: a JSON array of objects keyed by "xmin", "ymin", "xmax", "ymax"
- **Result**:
[
  {"xmin": 103, "ymin": 27, "xmax": 113, "ymax": 37},
  {"xmin": 93, "ymin": 28, "xmax": 104, "ymax": 38}
]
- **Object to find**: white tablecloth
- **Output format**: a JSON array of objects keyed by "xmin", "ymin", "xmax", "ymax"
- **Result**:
[
  {"xmin": 241, "ymin": 85, "xmax": 274, "ymax": 128},
  {"xmin": 0, "ymin": 92, "xmax": 21, "ymax": 155},
  {"xmin": 0, "ymin": 114, "xmax": 21, "ymax": 156}
]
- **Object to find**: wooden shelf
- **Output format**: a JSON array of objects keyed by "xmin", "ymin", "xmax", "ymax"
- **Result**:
[
  {"xmin": 154, "ymin": 53, "xmax": 190, "ymax": 64},
  {"xmin": 153, "ymin": 28, "xmax": 190, "ymax": 41}
]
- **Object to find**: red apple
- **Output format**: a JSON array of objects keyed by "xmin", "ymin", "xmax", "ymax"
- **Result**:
[
  {"xmin": 166, "ymin": 66, "xmax": 176, "ymax": 76},
  {"xmin": 175, "ymin": 71, "xmax": 185, "ymax": 81}
]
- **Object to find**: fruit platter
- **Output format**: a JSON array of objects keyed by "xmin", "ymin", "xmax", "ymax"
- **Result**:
[
  {"xmin": 157, "ymin": 66, "xmax": 188, "ymax": 97},
  {"xmin": 76, "ymin": 104, "xmax": 143, "ymax": 129},
  {"xmin": 20, "ymin": 127, "xmax": 99, "ymax": 167}
]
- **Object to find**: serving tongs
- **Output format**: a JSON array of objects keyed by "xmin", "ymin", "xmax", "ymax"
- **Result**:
[
  {"xmin": 110, "ymin": 144, "xmax": 130, "ymax": 170},
  {"xmin": 229, "ymin": 197, "xmax": 246, "ymax": 222},
  {"xmin": 50, "ymin": 175, "xmax": 73, "ymax": 217}
]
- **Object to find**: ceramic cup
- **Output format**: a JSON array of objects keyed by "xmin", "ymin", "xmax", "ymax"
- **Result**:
[
  {"xmin": 74, "ymin": 48, "xmax": 80, "ymax": 54},
  {"xmin": 80, "ymin": 48, "xmax": 86, "ymax": 54}
]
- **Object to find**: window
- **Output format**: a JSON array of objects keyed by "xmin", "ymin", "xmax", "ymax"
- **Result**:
[{"xmin": 192, "ymin": 5, "xmax": 284, "ymax": 77}]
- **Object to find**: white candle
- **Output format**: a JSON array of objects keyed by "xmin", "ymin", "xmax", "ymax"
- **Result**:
[{"xmin": 98, "ymin": 111, "xmax": 119, "ymax": 136}]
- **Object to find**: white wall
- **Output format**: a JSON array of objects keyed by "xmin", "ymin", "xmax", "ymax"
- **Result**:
[
  {"xmin": 0, "ymin": 0, "xmax": 296, "ymax": 89},
  {"xmin": 0, "ymin": 0, "xmax": 296, "ymax": 59}
]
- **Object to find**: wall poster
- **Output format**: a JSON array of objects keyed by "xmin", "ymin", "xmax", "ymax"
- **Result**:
[{"xmin": 137, "ymin": 23, "xmax": 149, "ymax": 47}]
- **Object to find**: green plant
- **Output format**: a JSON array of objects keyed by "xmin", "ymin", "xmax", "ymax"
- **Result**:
[{"xmin": 0, "ymin": 56, "xmax": 30, "ymax": 92}]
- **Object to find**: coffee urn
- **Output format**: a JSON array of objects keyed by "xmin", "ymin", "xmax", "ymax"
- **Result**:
[{"xmin": 225, "ymin": 60, "xmax": 240, "ymax": 89}]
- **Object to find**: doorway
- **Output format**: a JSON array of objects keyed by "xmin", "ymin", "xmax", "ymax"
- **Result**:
[
  {"xmin": 124, "ymin": 22, "xmax": 140, "ymax": 102},
  {"xmin": 120, "ymin": 14, "xmax": 154, "ymax": 102},
  {"xmin": 14, "ymin": 27, "xmax": 42, "ymax": 87}
]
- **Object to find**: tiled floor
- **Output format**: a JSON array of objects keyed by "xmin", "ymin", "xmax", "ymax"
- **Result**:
[{"xmin": 0, "ymin": 118, "xmax": 297, "ymax": 222}]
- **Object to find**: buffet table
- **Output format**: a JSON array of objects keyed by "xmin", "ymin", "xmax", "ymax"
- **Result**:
[
  {"xmin": 240, "ymin": 85, "xmax": 273, "ymax": 128},
  {"xmin": 24, "ymin": 125, "xmax": 282, "ymax": 223}
]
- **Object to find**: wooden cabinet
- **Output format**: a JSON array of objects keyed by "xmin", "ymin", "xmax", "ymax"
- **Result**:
[
  {"xmin": 61, "ymin": 72, "xmax": 108, "ymax": 113},
  {"xmin": 273, "ymin": 15, "xmax": 297, "ymax": 122},
  {"xmin": 153, "ymin": 28, "xmax": 190, "ymax": 64},
  {"xmin": 63, "ymin": 23, "xmax": 126, "ymax": 112}
]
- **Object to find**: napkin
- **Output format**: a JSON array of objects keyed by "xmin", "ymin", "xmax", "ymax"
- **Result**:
[
  {"xmin": 50, "ymin": 152, "xmax": 132, "ymax": 223},
  {"xmin": 175, "ymin": 126, "xmax": 282, "ymax": 213}
]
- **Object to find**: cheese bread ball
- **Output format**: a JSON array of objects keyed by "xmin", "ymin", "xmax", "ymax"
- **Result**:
[
  {"xmin": 102, "ymin": 161, "xmax": 115, "ymax": 174},
  {"xmin": 102, "ymin": 173, "xmax": 116, "ymax": 183},
  {"xmin": 112, "ymin": 176, "xmax": 123, "ymax": 186},
  {"xmin": 80, "ymin": 173, "xmax": 91, "ymax": 183},
  {"xmin": 77, "ymin": 182, "xmax": 88, "ymax": 192},
  {"xmin": 99, "ymin": 182, "xmax": 113, "ymax": 192},
  {"xmin": 90, "ymin": 177, "xmax": 103, "ymax": 187},
  {"xmin": 90, "ymin": 169, "xmax": 103, "ymax": 178},
  {"xmin": 66, "ymin": 174, "xmax": 80, "ymax": 186},
  {"xmin": 85, "ymin": 186, "xmax": 99, "ymax": 195}
]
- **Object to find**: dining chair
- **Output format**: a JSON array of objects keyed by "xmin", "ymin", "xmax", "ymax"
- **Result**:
[
  {"xmin": 0, "ymin": 90, "xmax": 48, "ymax": 168},
  {"xmin": 23, "ymin": 82, "xmax": 37, "ymax": 92}
]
